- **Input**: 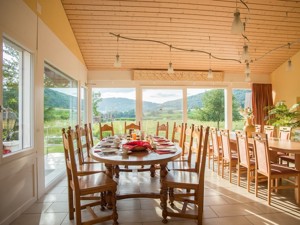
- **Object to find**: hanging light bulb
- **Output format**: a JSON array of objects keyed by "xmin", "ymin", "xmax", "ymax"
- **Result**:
[
  {"xmin": 245, "ymin": 73, "xmax": 251, "ymax": 82},
  {"xmin": 114, "ymin": 54, "xmax": 121, "ymax": 68},
  {"xmin": 113, "ymin": 36, "xmax": 121, "ymax": 68},
  {"xmin": 286, "ymin": 58, "xmax": 292, "ymax": 71},
  {"xmin": 241, "ymin": 44, "xmax": 250, "ymax": 62},
  {"xmin": 168, "ymin": 62, "xmax": 174, "ymax": 74},
  {"xmin": 286, "ymin": 43, "xmax": 292, "ymax": 71},
  {"xmin": 245, "ymin": 62, "xmax": 251, "ymax": 74},
  {"xmin": 207, "ymin": 68, "xmax": 213, "ymax": 79},
  {"xmin": 207, "ymin": 52, "xmax": 213, "ymax": 79},
  {"xmin": 167, "ymin": 45, "xmax": 174, "ymax": 74},
  {"xmin": 231, "ymin": 9, "xmax": 244, "ymax": 34}
]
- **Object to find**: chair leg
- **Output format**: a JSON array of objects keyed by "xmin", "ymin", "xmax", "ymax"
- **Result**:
[
  {"xmin": 111, "ymin": 189, "xmax": 119, "ymax": 225},
  {"xmin": 246, "ymin": 168, "xmax": 250, "ymax": 192},
  {"xmin": 161, "ymin": 184, "xmax": 168, "ymax": 224},
  {"xmin": 255, "ymin": 171, "xmax": 258, "ymax": 198},
  {"xmin": 68, "ymin": 185, "xmax": 74, "ymax": 220},
  {"xmin": 74, "ymin": 192, "xmax": 82, "ymax": 225},
  {"xmin": 268, "ymin": 178, "xmax": 272, "ymax": 205},
  {"xmin": 237, "ymin": 165, "xmax": 241, "ymax": 187}
]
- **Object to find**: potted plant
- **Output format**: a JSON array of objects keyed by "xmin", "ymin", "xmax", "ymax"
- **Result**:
[{"xmin": 265, "ymin": 101, "xmax": 300, "ymax": 137}]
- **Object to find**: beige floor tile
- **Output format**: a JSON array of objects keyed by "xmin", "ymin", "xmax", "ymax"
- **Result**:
[
  {"xmin": 210, "ymin": 203, "xmax": 263, "ymax": 217},
  {"xmin": 140, "ymin": 198, "xmax": 161, "ymax": 209},
  {"xmin": 10, "ymin": 213, "xmax": 67, "ymax": 225},
  {"xmin": 117, "ymin": 199, "xmax": 141, "ymax": 210},
  {"xmin": 24, "ymin": 202, "xmax": 52, "ymax": 214},
  {"xmin": 245, "ymin": 212, "xmax": 300, "ymax": 225},
  {"xmin": 45, "ymin": 202, "xmax": 69, "ymax": 213},
  {"xmin": 37, "ymin": 193, "xmax": 68, "ymax": 203},
  {"xmin": 204, "ymin": 195, "xmax": 231, "ymax": 206},
  {"xmin": 203, "ymin": 215, "xmax": 253, "ymax": 225}
]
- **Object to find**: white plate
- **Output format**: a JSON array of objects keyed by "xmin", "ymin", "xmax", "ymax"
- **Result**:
[{"xmin": 101, "ymin": 148, "xmax": 117, "ymax": 153}]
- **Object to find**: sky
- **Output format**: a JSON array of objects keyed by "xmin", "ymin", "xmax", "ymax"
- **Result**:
[{"xmin": 93, "ymin": 88, "xmax": 207, "ymax": 104}]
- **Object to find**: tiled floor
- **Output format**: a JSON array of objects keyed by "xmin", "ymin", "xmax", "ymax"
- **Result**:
[{"xmin": 10, "ymin": 167, "xmax": 300, "ymax": 225}]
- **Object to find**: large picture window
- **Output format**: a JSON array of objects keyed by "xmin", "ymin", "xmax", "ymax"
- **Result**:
[
  {"xmin": 142, "ymin": 88, "xmax": 183, "ymax": 135},
  {"xmin": 44, "ymin": 63, "xmax": 78, "ymax": 184},
  {"xmin": 92, "ymin": 88, "xmax": 136, "ymax": 140},
  {"xmin": 2, "ymin": 38, "xmax": 32, "ymax": 156}
]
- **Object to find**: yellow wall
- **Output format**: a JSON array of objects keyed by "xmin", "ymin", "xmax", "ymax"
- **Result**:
[
  {"xmin": 271, "ymin": 50, "xmax": 300, "ymax": 107},
  {"xmin": 23, "ymin": 0, "xmax": 85, "ymax": 64}
]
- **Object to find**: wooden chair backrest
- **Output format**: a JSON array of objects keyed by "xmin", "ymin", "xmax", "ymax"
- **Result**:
[
  {"xmin": 75, "ymin": 125, "xmax": 88, "ymax": 165},
  {"xmin": 88, "ymin": 123, "xmax": 94, "ymax": 147},
  {"xmin": 100, "ymin": 122, "xmax": 114, "ymax": 140},
  {"xmin": 255, "ymin": 124, "xmax": 261, "ymax": 133},
  {"xmin": 171, "ymin": 122, "xmax": 184, "ymax": 148},
  {"xmin": 62, "ymin": 128, "xmax": 80, "ymax": 194},
  {"xmin": 264, "ymin": 125, "xmax": 274, "ymax": 138},
  {"xmin": 182, "ymin": 123, "xmax": 194, "ymax": 161},
  {"xmin": 197, "ymin": 126, "xmax": 210, "ymax": 194},
  {"xmin": 124, "ymin": 121, "xmax": 140, "ymax": 134},
  {"xmin": 236, "ymin": 130, "xmax": 251, "ymax": 167},
  {"xmin": 210, "ymin": 127, "xmax": 220, "ymax": 157},
  {"xmin": 220, "ymin": 129, "xmax": 232, "ymax": 161},
  {"xmin": 62, "ymin": 128, "xmax": 73, "ymax": 186},
  {"xmin": 192, "ymin": 125, "xmax": 203, "ymax": 173},
  {"xmin": 279, "ymin": 126, "xmax": 292, "ymax": 140},
  {"xmin": 156, "ymin": 122, "xmax": 169, "ymax": 139},
  {"xmin": 252, "ymin": 132, "xmax": 269, "ymax": 176},
  {"xmin": 84, "ymin": 123, "xmax": 93, "ymax": 157}
]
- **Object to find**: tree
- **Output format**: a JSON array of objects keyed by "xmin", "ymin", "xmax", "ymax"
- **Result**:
[
  {"xmin": 195, "ymin": 89, "xmax": 242, "ymax": 129},
  {"xmin": 92, "ymin": 92, "xmax": 102, "ymax": 121}
]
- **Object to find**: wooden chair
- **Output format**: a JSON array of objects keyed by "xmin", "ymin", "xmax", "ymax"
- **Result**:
[
  {"xmin": 169, "ymin": 125, "xmax": 203, "ymax": 171},
  {"xmin": 124, "ymin": 121, "xmax": 141, "ymax": 134},
  {"xmin": 264, "ymin": 125, "xmax": 275, "ymax": 138},
  {"xmin": 156, "ymin": 122, "xmax": 169, "ymax": 139},
  {"xmin": 220, "ymin": 129, "xmax": 238, "ymax": 183},
  {"xmin": 236, "ymin": 131, "xmax": 255, "ymax": 192},
  {"xmin": 278, "ymin": 127, "xmax": 295, "ymax": 166},
  {"xmin": 252, "ymin": 132, "xmax": 300, "ymax": 205},
  {"xmin": 160, "ymin": 126, "xmax": 210, "ymax": 225},
  {"xmin": 75, "ymin": 125, "xmax": 105, "ymax": 171},
  {"xmin": 171, "ymin": 122, "xmax": 184, "ymax": 148},
  {"xmin": 62, "ymin": 128, "xmax": 118, "ymax": 224},
  {"xmin": 100, "ymin": 122, "xmax": 114, "ymax": 140}
]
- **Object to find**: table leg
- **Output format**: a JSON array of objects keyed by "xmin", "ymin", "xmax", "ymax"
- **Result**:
[
  {"xmin": 295, "ymin": 154, "xmax": 300, "ymax": 204},
  {"xmin": 105, "ymin": 163, "xmax": 114, "ymax": 209},
  {"xmin": 160, "ymin": 163, "xmax": 168, "ymax": 180}
]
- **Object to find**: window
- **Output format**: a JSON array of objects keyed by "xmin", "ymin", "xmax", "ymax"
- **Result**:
[
  {"xmin": 2, "ymin": 38, "xmax": 32, "ymax": 155},
  {"xmin": 142, "ymin": 88, "xmax": 183, "ymax": 135},
  {"xmin": 92, "ymin": 88, "xmax": 136, "ymax": 139},
  {"xmin": 187, "ymin": 88, "xmax": 225, "ymax": 129},
  {"xmin": 44, "ymin": 63, "xmax": 78, "ymax": 184},
  {"xmin": 232, "ymin": 89, "xmax": 252, "ymax": 130}
]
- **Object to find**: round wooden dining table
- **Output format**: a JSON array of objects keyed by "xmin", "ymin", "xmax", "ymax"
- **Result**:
[{"xmin": 91, "ymin": 144, "xmax": 182, "ymax": 200}]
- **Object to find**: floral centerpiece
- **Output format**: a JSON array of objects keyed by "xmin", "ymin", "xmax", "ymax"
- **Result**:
[{"xmin": 239, "ymin": 107, "xmax": 255, "ymax": 137}]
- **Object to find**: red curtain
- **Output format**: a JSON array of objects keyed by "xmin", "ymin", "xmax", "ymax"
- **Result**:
[{"xmin": 252, "ymin": 83, "xmax": 273, "ymax": 129}]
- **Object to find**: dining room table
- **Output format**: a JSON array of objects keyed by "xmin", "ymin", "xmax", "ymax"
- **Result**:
[{"xmin": 90, "ymin": 137, "xmax": 182, "ymax": 200}]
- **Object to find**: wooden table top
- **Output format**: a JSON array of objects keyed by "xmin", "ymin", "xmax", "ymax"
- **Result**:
[{"xmin": 91, "ymin": 143, "xmax": 182, "ymax": 166}]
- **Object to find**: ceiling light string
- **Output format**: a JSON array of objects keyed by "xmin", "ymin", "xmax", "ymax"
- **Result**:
[
  {"xmin": 168, "ymin": 45, "xmax": 174, "ymax": 74},
  {"xmin": 113, "ymin": 35, "xmax": 121, "ymax": 68},
  {"xmin": 286, "ymin": 42, "xmax": 292, "ymax": 71},
  {"xmin": 207, "ymin": 36, "xmax": 213, "ymax": 79},
  {"xmin": 110, "ymin": 32, "xmax": 241, "ymax": 64}
]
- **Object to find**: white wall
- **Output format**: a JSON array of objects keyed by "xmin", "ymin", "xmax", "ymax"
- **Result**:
[{"xmin": 0, "ymin": 1, "xmax": 87, "ymax": 224}]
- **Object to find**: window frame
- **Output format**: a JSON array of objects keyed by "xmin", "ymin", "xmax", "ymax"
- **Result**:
[{"xmin": 1, "ymin": 37, "xmax": 33, "ymax": 158}]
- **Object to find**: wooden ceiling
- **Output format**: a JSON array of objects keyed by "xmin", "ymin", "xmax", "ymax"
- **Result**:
[{"xmin": 61, "ymin": 0, "xmax": 300, "ymax": 75}]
